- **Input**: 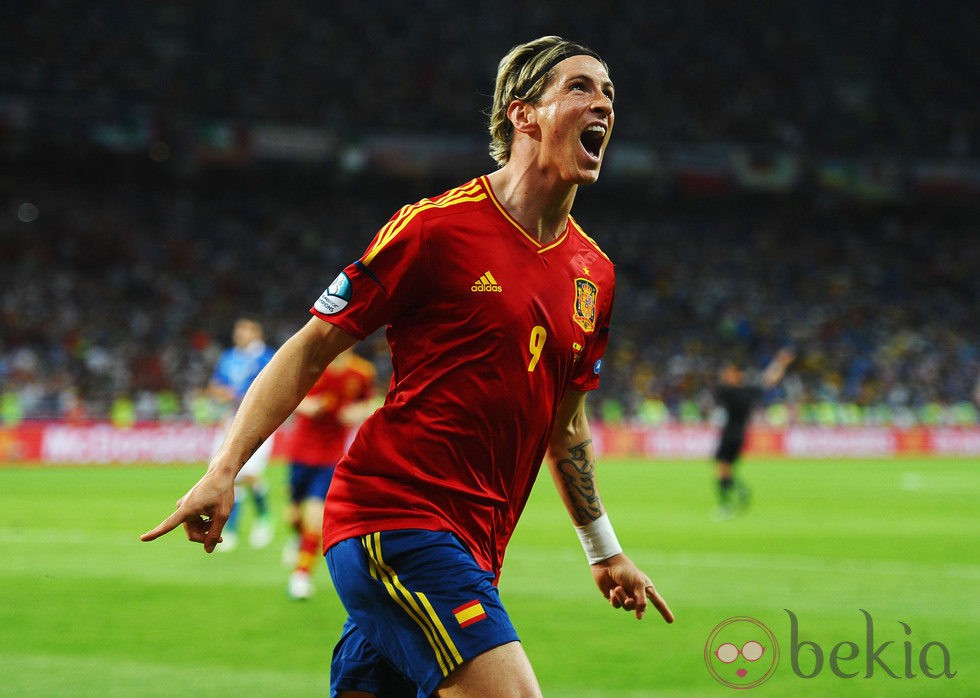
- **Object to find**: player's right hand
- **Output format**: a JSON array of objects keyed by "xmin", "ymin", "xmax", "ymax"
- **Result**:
[{"xmin": 140, "ymin": 469, "xmax": 234, "ymax": 553}]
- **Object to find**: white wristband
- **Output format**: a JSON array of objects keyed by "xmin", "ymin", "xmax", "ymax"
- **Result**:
[{"xmin": 575, "ymin": 513, "xmax": 623, "ymax": 565}]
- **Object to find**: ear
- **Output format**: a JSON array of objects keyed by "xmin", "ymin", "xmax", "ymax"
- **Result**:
[{"xmin": 508, "ymin": 99, "xmax": 538, "ymax": 136}]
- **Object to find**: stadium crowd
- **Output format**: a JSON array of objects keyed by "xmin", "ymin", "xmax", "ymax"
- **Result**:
[
  {"xmin": 2, "ymin": 165, "xmax": 977, "ymax": 428},
  {"xmin": 2, "ymin": 2, "xmax": 978, "ymax": 427},
  {"xmin": 1, "ymin": 1, "xmax": 976, "ymax": 157}
]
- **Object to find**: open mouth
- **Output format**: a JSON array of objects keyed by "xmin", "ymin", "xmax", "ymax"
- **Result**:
[{"xmin": 580, "ymin": 124, "xmax": 606, "ymax": 158}]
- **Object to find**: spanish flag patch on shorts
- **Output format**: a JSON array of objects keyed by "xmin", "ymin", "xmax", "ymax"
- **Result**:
[{"xmin": 453, "ymin": 599, "xmax": 487, "ymax": 628}]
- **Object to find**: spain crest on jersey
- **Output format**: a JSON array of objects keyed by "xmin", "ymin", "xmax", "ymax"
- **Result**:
[{"xmin": 573, "ymin": 278, "xmax": 598, "ymax": 333}]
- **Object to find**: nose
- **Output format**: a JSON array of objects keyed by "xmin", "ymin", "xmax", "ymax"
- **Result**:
[{"xmin": 591, "ymin": 93, "xmax": 613, "ymax": 116}]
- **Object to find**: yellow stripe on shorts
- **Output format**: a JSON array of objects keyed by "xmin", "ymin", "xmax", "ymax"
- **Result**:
[{"xmin": 361, "ymin": 533, "xmax": 464, "ymax": 676}]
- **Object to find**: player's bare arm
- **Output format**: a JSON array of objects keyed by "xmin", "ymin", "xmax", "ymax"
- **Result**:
[
  {"xmin": 140, "ymin": 318, "xmax": 356, "ymax": 551},
  {"xmin": 760, "ymin": 347, "xmax": 796, "ymax": 388},
  {"xmin": 545, "ymin": 390, "xmax": 674, "ymax": 623},
  {"xmin": 545, "ymin": 390, "xmax": 606, "ymax": 524}
]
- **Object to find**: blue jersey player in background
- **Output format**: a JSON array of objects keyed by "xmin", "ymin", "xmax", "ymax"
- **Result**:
[{"xmin": 208, "ymin": 317, "xmax": 277, "ymax": 551}]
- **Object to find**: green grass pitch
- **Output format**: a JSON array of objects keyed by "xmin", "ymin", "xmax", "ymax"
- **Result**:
[{"xmin": 1, "ymin": 456, "xmax": 976, "ymax": 696}]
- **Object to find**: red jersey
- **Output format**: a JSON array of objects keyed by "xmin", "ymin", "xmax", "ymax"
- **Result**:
[
  {"xmin": 286, "ymin": 355, "xmax": 377, "ymax": 466},
  {"xmin": 311, "ymin": 176, "xmax": 614, "ymax": 579}
]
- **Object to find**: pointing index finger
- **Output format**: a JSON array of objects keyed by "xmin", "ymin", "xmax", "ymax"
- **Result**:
[
  {"xmin": 140, "ymin": 510, "xmax": 184, "ymax": 542},
  {"xmin": 645, "ymin": 585, "xmax": 675, "ymax": 624}
]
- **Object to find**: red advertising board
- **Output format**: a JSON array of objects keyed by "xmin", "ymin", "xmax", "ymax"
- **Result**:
[{"xmin": 1, "ymin": 422, "xmax": 978, "ymax": 464}]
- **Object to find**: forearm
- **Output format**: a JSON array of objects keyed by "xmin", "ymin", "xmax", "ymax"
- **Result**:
[
  {"xmin": 546, "ymin": 390, "xmax": 627, "ymax": 566},
  {"xmin": 212, "ymin": 318, "xmax": 354, "ymax": 474},
  {"xmin": 761, "ymin": 348, "xmax": 795, "ymax": 388},
  {"xmin": 546, "ymin": 395, "xmax": 604, "ymax": 525},
  {"xmin": 760, "ymin": 362, "xmax": 786, "ymax": 388}
]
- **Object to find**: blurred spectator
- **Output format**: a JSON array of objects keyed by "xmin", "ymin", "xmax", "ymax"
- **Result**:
[
  {"xmin": 1, "ymin": 163, "xmax": 976, "ymax": 426},
  {"xmin": 0, "ymin": 2, "xmax": 975, "ymax": 156},
  {"xmin": 1, "ymin": 2, "xmax": 977, "ymax": 425}
]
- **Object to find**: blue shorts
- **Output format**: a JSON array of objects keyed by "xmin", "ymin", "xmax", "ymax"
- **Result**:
[
  {"xmin": 325, "ymin": 530, "xmax": 520, "ymax": 697},
  {"xmin": 288, "ymin": 462, "xmax": 335, "ymax": 503}
]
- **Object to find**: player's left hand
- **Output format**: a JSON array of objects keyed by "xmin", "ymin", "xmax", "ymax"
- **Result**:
[{"xmin": 590, "ymin": 552, "xmax": 674, "ymax": 623}]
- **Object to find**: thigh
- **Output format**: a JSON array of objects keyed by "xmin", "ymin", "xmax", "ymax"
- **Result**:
[
  {"xmin": 301, "ymin": 496, "xmax": 326, "ymax": 531},
  {"xmin": 435, "ymin": 640, "xmax": 540, "ymax": 697},
  {"xmin": 326, "ymin": 530, "xmax": 521, "ymax": 697},
  {"xmin": 330, "ymin": 618, "xmax": 417, "ymax": 698}
]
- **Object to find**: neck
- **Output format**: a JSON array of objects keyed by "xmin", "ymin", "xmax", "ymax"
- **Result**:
[{"xmin": 486, "ymin": 164, "xmax": 578, "ymax": 245}]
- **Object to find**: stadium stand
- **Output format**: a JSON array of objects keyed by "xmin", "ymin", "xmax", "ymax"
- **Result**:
[{"xmin": 1, "ymin": 2, "xmax": 977, "ymax": 426}]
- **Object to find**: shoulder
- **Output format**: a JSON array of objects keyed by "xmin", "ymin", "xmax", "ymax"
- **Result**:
[
  {"xmin": 363, "ymin": 178, "xmax": 492, "ymax": 265},
  {"xmin": 567, "ymin": 216, "xmax": 614, "ymax": 306},
  {"xmin": 568, "ymin": 215, "xmax": 612, "ymax": 264},
  {"xmin": 391, "ymin": 178, "xmax": 492, "ymax": 228}
]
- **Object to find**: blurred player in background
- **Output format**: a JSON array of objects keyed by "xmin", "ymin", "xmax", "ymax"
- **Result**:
[
  {"xmin": 284, "ymin": 347, "xmax": 377, "ymax": 600},
  {"xmin": 208, "ymin": 317, "xmax": 277, "ymax": 550},
  {"xmin": 712, "ymin": 347, "xmax": 795, "ymax": 520},
  {"xmin": 144, "ymin": 35, "xmax": 673, "ymax": 696}
]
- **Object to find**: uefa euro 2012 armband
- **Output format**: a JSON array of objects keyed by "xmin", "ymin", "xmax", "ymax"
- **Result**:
[{"xmin": 575, "ymin": 513, "xmax": 623, "ymax": 565}]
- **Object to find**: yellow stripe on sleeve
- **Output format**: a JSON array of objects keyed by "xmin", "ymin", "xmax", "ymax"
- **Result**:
[{"xmin": 362, "ymin": 181, "xmax": 486, "ymax": 266}]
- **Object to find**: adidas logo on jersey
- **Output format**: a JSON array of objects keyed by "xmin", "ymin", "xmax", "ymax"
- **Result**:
[{"xmin": 471, "ymin": 271, "xmax": 502, "ymax": 293}]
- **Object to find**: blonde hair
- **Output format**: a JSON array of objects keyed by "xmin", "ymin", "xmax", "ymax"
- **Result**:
[{"xmin": 488, "ymin": 36, "xmax": 607, "ymax": 167}]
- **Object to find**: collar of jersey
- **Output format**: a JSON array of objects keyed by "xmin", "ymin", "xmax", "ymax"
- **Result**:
[{"xmin": 481, "ymin": 175, "xmax": 569, "ymax": 254}]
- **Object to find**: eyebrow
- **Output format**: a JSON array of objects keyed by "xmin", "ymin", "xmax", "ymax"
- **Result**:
[{"xmin": 566, "ymin": 72, "xmax": 615, "ymax": 97}]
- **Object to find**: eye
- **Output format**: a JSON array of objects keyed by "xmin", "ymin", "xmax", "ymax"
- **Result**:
[{"xmin": 715, "ymin": 643, "xmax": 739, "ymax": 664}]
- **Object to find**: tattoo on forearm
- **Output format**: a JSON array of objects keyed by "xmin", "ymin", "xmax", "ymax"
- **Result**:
[{"xmin": 556, "ymin": 439, "xmax": 602, "ymax": 525}]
